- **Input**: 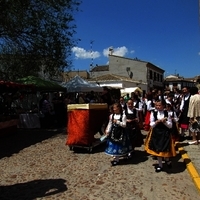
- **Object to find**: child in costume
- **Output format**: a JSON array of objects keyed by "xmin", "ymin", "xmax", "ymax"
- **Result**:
[
  {"xmin": 105, "ymin": 103, "xmax": 132, "ymax": 166},
  {"xmin": 124, "ymin": 99, "xmax": 144, "ymax": 158},
  {"xmin": 145, "ymin": 100, "xmax": 176, "ymax": 172}
]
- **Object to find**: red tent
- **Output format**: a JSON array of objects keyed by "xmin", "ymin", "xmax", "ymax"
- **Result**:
[{"xmin": 0, "ymin": 80, "xmax": 35, "ymax": 93}]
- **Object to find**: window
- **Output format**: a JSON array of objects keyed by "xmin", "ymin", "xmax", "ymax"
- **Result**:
[
  {"xmin": 154, "ymin": 72, "xmax": 156, "ymax": 81},
  {"xmin": 160, "ymin": 74, "xmax": 163, "ymax": 82},
  {"xmin": 150, "ymin": 70, "xmax": 152, "ymax": 79},
  {"xmin": 157, "ymin": 73, "xmax": 159, "ymax": 81}
]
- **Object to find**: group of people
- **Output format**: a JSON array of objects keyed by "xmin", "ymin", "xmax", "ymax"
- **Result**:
[
  {"xmin": 143, "ymin": 87, "xmax": 200, "ymax": 144},
  {"xmin": 102, "ymin": 86, "xmax": 200, "ymax": 173},
  {"xmin": 104, "ymin": 100, "xmax": 144, "ymax": 166}
]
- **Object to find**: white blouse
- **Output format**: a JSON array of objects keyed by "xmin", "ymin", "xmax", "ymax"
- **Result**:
[
  {"xmin": 146, "ymin": 100, "xmax": 155, "ymax": 111},
  {"xmin": 168, "ymin": 111, "xmax": 179, "ymax": 123},
  {"xmin": 105, "ymin": 113, "xmax": 126, "ymax": 133},
  {"xmin": 134, "ymin": 101, "xmax": 143, "ymax": 111},
  {"xmin": 150, "ymin": 110, "xmax": 172, "ymax": 129}
]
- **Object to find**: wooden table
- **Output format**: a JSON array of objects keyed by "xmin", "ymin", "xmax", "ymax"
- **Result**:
[
  {"xmin": 0, "ymin": 119, "xmax": 19, "ymax": 136},
  {"xmin": 18, "ymin": 113, "xmax": 41, "ymax": 129}
]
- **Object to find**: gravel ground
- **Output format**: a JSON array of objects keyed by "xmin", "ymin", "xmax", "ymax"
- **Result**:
[{"xmin": 0, "ymin": 128, "xmax": 199, "ymax": 200}]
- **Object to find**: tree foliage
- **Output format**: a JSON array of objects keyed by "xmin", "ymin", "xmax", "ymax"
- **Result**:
[{"xmin": 0, "ymin": 0, "xmax": 81, "ymax": 81}]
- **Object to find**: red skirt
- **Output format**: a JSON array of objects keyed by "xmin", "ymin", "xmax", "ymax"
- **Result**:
[{"xmin": 144, "ymin": 111, "xmax": 151, "ymax": 131}]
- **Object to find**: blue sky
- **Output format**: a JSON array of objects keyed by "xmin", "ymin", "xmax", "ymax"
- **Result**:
[{"xmin": 71, "ymin": 0, "xmax": 200, "ymax": 78}]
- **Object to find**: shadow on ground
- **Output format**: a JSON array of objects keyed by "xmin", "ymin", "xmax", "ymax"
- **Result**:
[
  {"xmin": 0, "ymin": 128, "xmax": 66, "ymax": 159},
  {"xmin": 150, "ymin": 153, "xmax": 187, "ymax": 174},
  {"xmin": 119, "ymin": 149, "xmax": 149, "ymax": 165},
  {"xmin": 0, "ymin": 178, "xmax": 67, "ymax": 200},
  {"xmin": 68, "ymin": 140, "xmax": 107, "ymax": 154}
]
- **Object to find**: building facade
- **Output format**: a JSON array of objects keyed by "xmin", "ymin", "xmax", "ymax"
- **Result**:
[
  {"xmin": 90, "ymin": 55, "xmax": 165, "ymax": 92},
  {"xmin": 164, "ymin": 75, "xmax": 196, "ymax": 91}
]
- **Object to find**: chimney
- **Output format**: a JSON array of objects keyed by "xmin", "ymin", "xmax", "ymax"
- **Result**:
[{"xmin": 109, "ymin": 46, "xmax": 113, "ymax": 55}]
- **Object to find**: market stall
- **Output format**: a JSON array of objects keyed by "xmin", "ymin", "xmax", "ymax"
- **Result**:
[
  {"xmin": 120, "ymin": 87, "xmax": 143, "ymax": 97},
  {"xmin": 0, "ymin": 80, "xmax": 34, "ymax": 135},
  {"xmin": 17, "ymin": 75, "xmax": 65, "ymax": 92},
  {"xmin": 61, "ymin": 75, "xmax": 103, "ymax": 93},
  {"xmin": 0, "ymin": 119, "xmax": 19, "ymax": 136},
  {"xmin": 16, "ymin": 76, "xmax": 66, "ymax": 128},
  {"xmin": 18, "ymin": 113, "xmax": 41, "ymax": 129},
  {"xmin": 66, "ymin": 103, "xmax": 108, "ymax": 152}
]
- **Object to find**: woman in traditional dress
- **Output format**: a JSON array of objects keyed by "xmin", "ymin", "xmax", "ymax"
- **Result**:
[
  {"xmin": 131, "ymin": 92, "xmax": 144, "ymax": 129},
  {"xmin": 165, "ymin": 103, "xmax": 180, "ymax": 143},
  {"xmin": 124, "ymin": 99, "xmax": 144, "ymax": 158},
  {"xmin": 105, "ymin": 103, "xmax": 132, "ymax": 166},
  {"xmin": 145, "ymin": 100, "xmax": 176, "ymax": 172},
  {"xmin": 144, "ymin": 92, "xmax": 155, "ymax": 131}
]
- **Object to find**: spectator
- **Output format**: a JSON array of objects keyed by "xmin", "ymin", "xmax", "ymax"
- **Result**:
[
  {"xmin": 187, "ymin": 87, "xmax": 200, "ymax": 145},
  {"xmin": 100, "ymin": 87, "xmax": 112, "ymax": 106},
  {"xmin": 78, "ymin": 93, "xmax": 85, "ymax": 104},
  {"xmin": 40, "ymin": 93, "xmax": 55, "ymax": 128}
]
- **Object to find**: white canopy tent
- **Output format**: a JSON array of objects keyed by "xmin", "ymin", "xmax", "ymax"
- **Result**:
[
  {"xmin": 120, "ymin": 87, "xmax": 143, "ymax": 96},
  {"xmin": 61, "ymin": 75, "xmax": 103, "ymax": 93}
]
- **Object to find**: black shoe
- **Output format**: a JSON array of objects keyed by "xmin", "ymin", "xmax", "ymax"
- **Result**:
[
  {"xmin": 166, "ymin": 161, "xmax": 172, "ymax": 168},
  {"xmin": 111, "ymin": 160, "xmax": 119, "ymax": 166},
  {"xmin": 155, "ymin": 166, "xmax": 163, "ymax": 172},
  {"xmin": 127, "ymin": 152, "xmax": 132, "ymax": 159},
  {"xmin": 179, "ymin": 135, "xmax": 185, "ymax": 142},
  {"xmin": 186, "ymin": 136, "xmax": 193, "ymax": 140}
]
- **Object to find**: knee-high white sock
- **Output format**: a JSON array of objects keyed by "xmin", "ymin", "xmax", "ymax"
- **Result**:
[{"xmin": 157, "ymin": 157, "xmax": 163, "ymax": 167}]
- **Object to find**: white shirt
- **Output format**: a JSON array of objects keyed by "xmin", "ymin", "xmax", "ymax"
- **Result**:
[
  {"xmin": 105, "ymin": 113, "xmax": 126, "ymax": 133},
  {"xmin": 134, "ymin": 101, "xmax": 143, "ymax": 111},
  {"xmin": 146, "ymin": 100, "xmax": 155, "ymax": 111},
  {"xmin": 180, "ymin": 93, "xmax": 190, "ymax": 111},
  {"xmin": 150, "ymin": 110, "xmax": 172, "ymax": 129},
  {"xmin": 168, "ymin": 110, "xmax": 179, "ymax": 122}
]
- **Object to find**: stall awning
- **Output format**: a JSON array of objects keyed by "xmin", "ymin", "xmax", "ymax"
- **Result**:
[
  {"xmin": 62, "ymin": 75, "xmax": 103, "ymax": 93},
  {"xmin": 0, "ymin": 80, "xmax": 35, "ymax": 93},
  {"xmin": 17, "ymin": 76, "xmax": 65, "ymax": 92},
  {"xmin": 120, "ymin": 87, "xmax": 143, "ymax": 96}
]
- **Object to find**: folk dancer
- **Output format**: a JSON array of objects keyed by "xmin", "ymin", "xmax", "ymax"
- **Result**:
[
  {"xmin": 124, "ymin": 99, "xmax": 144, "ymax": 158},
  {"xmin": 105, "ymin": 103, "xmax": 132, "ymax": 166},
  {"xmin": 166, "ymin": 103, "xmax": 180, "ymax": 143},
  {"xmin": 145, "ymin": 100, "xmax": 176, "ymax": 172},
  {"xmin": 179, "ymin": 87, "xmax": 191, "ymax": 139},
  {"xmin": 144, "ymin": 92, "xmax": 155, "ymax": 131}
]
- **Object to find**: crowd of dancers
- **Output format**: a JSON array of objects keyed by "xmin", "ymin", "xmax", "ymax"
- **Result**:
[{"xmin": 102, "ymin": 86, "xmax": 200, "ymax": 172}]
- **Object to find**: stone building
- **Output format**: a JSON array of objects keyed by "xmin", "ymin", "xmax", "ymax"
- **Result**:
[
  {"xmin": 90, "ymin": 55, "xmax": 165, "ymax": 92},
  {"xmin": 164, "ymin": 75, "xmax": 196, "ymax": 91}
]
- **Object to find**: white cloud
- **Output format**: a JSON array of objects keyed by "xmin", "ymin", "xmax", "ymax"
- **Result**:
[
  {"xmin": 72, "ymin": 47, "xmax": 100, "ymax": 59},
  {"xmin": 103, "ymin": 46, "xmax": 129, "ymax": 57},
  {"xmin": 130, "ymin": 50, "xmax": 135, "ymax": 54},
  {"xmin": 198, "ymin": 52, "xmax": 200, "ymax": 56}
]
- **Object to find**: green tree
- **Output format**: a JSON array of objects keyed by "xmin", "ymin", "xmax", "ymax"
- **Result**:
[{"xmin": 0, "ymin": 0, "xmax": 81, "ymax": 81}]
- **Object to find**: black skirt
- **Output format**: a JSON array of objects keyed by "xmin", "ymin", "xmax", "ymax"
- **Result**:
[{"xmin": 148, "ymin": 124, "xmax": 171, "ymax": 152}]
